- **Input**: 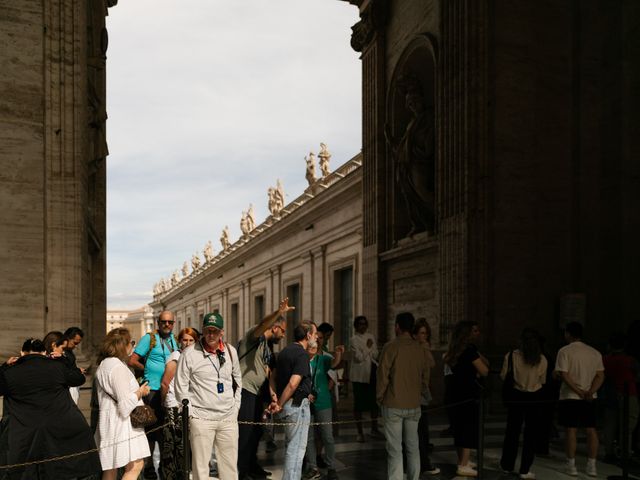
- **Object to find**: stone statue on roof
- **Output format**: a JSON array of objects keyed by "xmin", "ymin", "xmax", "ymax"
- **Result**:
[
  {"xmin": 171, "ymin": 270, "xmax": 179, "ymax": 287},
  {"xmin": 240, "ymin": 210, "xmax": 249, "ymax": 236},
  {"xmin": 191, "ymin": 252, "xmax": 201, "ymax": 271},
  {"xmin": 318, "ymin": 143, "xmax": 331, "ymax": 177},
  {"xmin": 275, "ymin": 179, "xmax": 285, "ymax": 211},
  {"xmin": 181, "ymin": 261, "xmax": 189, "ymax": 278},
  {"xmin": 247, "ymin": 204, "xmax": 256, "ymax": 231},
  {"xmin": 268, "ymin": 187, "xmax": 277, "ymax": 216},
  {"xmin": 305, "ymin": 152, "xmax": 317, "ymax": 186},
  {"xmin": 203, "ymin": 240, "xmax": 214, "ymax": 263},
  {"xmin": 220, "ymin": 225, "xmax": 231, "ymax": 251}
]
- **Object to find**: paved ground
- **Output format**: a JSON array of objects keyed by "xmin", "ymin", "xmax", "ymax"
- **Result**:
[
  {"xmin": 251, "ymin": 413, "xmax": 628, "ymax": 480},
  {"xmin": 148, "ymin": 409, "xmax": 636, "ymax": 480}
]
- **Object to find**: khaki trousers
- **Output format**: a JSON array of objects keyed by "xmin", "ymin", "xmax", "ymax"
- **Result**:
[{"xmin": 190, "ymin": 417, "xmax": 239, "ymax": 480}]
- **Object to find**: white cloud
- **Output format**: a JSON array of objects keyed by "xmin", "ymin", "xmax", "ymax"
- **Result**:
[{"xmin": 106, "ymin": 0, "xmax": 361, "ymax": 309}]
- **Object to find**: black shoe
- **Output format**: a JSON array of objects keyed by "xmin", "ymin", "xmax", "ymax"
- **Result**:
[
  {"xmin": 317, "ymin": 455, "xmax": 328, "ymax": 469},
  {"xmin": 327, "ymin": 469, "xmax": 339, "ymax": 480},
  {"xmin": 143, "ymin": 466, "xmax": 158, "ymax": 480},
  {"xmin": 250, "ymin": 465, "xmax": 272, "ymax": 478}
]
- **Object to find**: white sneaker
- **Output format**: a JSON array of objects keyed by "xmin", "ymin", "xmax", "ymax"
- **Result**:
[
  {"xmin": 586, "ymin": 461, "xmax": 597, "ymax": 477},
  {"xmin": 456, "ymin": 465, "xmax": 478, "ymax": 477},
  {"xmin": 563, "ymin": 461, "xmax": 578, "ymax": 476},
  {"xmin": 520, "ymin": 472, "xmax": 536, "ymax": 479}
]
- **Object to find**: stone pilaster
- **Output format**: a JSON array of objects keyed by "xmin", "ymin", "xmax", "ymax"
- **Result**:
[
  {"xmin": 437, "ymin": 0, "xmax": 490, "ymax": 341},
  {"xmin": 301, "ymin": 252, "xmax": 313, "ymax": 322},
  {"xmin": 311, "ymin": 246, "xmax": 326, "ymax": 325},
  {"xmin": 351, "ymin": 0, "xmax": 390, "ymax": 342}
]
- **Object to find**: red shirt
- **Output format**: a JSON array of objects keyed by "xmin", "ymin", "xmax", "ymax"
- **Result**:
[{"xmin": 603, "ymin": 353, "xmax": 638, "ymax": 396}]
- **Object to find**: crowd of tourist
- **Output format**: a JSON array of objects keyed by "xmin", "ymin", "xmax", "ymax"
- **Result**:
[{"xmin": 0, "ymin": 304, "xmax": 638, "ymax": 480}]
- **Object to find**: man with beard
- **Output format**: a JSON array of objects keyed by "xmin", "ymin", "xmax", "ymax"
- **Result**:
[
  {"xmin": 129, "ymin": 311, "xmax": 178, "ymax": 479},
  {"xmin": 270, "ymin": 321, "xmax": 318, "ymax": 480},
  {"xmin": 237, "ymin": 298, "xmax": 294, "ymax": 480}
]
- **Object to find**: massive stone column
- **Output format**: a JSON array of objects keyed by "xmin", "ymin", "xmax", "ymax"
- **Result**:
[
  {"xmin": 349, "ymin": 0, "xmax": 389, "ymax": 343},
  {"xmin": 437, "ymin": 1, "xmax": 490, "ymax": 342},
  {"xmin": 0, "ymin": 0, "xmax": 114, "ymax": 360}
]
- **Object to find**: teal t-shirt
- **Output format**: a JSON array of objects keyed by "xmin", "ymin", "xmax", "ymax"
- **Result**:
[
  {"xmin": 310, "ymin": 353, "xmax": 333, "ymax": 411},
  {"xmin": 134, "ymin": 332, "xmax": 178, "ymax": 390}
]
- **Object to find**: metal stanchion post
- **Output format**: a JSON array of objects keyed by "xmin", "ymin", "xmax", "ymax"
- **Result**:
[
  {"xmin": 182, "ymin": 399, "xmax": 190, "ymax": 480},
  {"xmin": 608, "ymin": 382, "xmax": 638, "ymax": 480},
  {"xmin": 478, "ymin": 396, "xmax": 485, "ymax": 479}
]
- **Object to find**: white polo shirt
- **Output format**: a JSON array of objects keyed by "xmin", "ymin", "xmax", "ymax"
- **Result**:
[{"xmin": 555, "ymin": 341, "xmax": 604, "ymax": 401}]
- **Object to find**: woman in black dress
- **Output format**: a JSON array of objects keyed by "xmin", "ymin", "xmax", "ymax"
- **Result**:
[
  {"xmin": 444, "ymin": 321, "xmax": 489, "ymax": 478},
  {"xmin": 0, "ymin": 337, "xmax": 100, "ymax": 479}
]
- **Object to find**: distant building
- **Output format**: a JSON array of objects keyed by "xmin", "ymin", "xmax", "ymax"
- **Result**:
[{"xmin": 106, "ymin": 306, "xmax": 154, "ymax": 341}]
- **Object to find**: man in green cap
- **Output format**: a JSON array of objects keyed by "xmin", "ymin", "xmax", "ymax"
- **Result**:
[{"xmin": 175, "ymin": 312, "xmax": 242, "ymax": 480}]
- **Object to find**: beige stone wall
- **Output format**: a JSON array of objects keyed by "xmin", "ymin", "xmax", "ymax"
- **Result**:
[
  {"xmin": 152, "ymin": 157, "xmax": 363, "ymax": 349},
  {"xmin": 0, "ymin": 1, "xmax": 111, "ymax": 360}
]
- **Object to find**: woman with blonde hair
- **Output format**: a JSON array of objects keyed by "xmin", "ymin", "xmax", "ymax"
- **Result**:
[
  {"xmin": 159, "ymin": 327, "xmax": 199, "ymax": 480},
  {"xmin": 94, "ymin": 328, "xmax": 151, "ymax": 480}
]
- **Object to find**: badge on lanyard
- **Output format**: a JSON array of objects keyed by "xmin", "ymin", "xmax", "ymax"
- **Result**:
[{"xmin": 217, "ymin": 382, "xmax": 224, "ymax": 394}]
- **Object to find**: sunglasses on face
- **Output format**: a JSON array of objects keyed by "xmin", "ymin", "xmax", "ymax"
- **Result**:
[{"xmin": 159, "ymin": 320, "xmax": 175, "ymax": 325}]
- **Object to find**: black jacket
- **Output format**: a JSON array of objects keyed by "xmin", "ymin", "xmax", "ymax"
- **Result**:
[{"xmin": 0, "ymin": 354, "xmax": 101, "ymax": 479}]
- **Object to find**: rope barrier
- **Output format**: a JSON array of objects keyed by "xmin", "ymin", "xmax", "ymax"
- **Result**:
[
  {"xmin": 0, "ymin": 395, "xmax": 623, "ymax": 472},
  {"xmin": 0, "ymin": 421, "xmax": 169, "ymax": 470},
  {"xmin": 0, "ymin": 399, "xmax": 479, "ymax": 470}
]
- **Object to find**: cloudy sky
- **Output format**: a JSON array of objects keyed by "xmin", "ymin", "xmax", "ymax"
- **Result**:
[{"xmin": 106, "ymin": 1, "xmax": 362, "ymax": 309}]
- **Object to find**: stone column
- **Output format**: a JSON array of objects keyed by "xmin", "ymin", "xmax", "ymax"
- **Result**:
[
  {"xmin": 349, "ymin": 0, "xmax": 389, "ymax": 342},
  {"xmin": 265, "ymin": 270, "xmax": 274, "ymax": 313},
  {"xmin": 437, "ymin": 0, "xmax": 490, "ymax": 342},
  {"xmin": 311, "ymin": 246, "xmax": 326, "ymax": 325},
  {"xmin": 274, "ymin": 265, "xmax": 282, "ymax": 308},
  {"xmin": 301, "ymin": 252, "xmax": 313, "ymax": 322}
]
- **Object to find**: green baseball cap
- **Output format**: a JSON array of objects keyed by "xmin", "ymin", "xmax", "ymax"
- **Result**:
[{"xmin": 203, "ymin": 312, "xmax": 224, "ymax": 329}]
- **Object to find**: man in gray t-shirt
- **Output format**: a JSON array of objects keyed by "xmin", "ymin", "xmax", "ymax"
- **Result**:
[{"xmin": 237, "ymin": 298, "xmax": 292, "ymax": 480}]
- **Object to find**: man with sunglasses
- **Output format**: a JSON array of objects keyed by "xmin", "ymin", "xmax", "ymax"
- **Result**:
[
  {"xmin": 129, "ymin": 310, "xmax": 178, "ymax": 479},
  {"xmin": 237, "ymin": 298, "xmax": 294, "ymax": 480}
]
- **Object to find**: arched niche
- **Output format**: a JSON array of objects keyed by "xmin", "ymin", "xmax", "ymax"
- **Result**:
[{"xmin": 385, "ymin": 35, "xmax": 437, "ymax": 244}]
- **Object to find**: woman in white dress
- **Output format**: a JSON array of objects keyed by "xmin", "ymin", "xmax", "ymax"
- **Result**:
[
  {"xmin": 94, "ymin": 328, "xmax": 151, "ymax": 480},
  {"xmin": 159, "ymin": 327, "xmax": 199, "ymax": 479}
]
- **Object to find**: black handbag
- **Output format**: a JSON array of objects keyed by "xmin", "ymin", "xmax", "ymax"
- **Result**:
[{"xmin": 502, "ymin": 350, "xmax": 516, "ymax": 403}]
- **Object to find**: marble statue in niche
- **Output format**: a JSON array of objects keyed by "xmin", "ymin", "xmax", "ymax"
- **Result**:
[{"xmin": 385, "ymin": 73, "xmax": 435, "ymax": 236}]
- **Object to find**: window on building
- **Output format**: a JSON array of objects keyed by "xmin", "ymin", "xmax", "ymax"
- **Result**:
[
  {"xmin": 231, "ymin": 302, "xmax": 239, "ymax": 332},
  {"xmin": 254, "ymin": 295, "xmax": 265, "ymax": 323},
  {"xmin": 286, "ymin": 283, "xmax": 300, "ymax": 342},
  {"xmin": 334, "ymin": 266, "xmax": 354, "ymax": 346}
]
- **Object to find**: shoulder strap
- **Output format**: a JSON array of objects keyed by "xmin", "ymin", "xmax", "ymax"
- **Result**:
[
  {"xmin": 237, "ymin": 337, "xmax": 261, "ymax": 362},
  {"xmin": 146, "ymin": 331, "xmax": 157, "ymax": 360}
]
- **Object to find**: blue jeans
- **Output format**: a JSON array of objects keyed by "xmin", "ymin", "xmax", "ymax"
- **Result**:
[
  {"xmin": 281, "ymin": 398, "xmax": 310, "ymax": 480},
  {"xmin": 305, "ymin": 407, "xmax": 336, "ymax": 469},
  {"xmin": 382, "ymin": 406, "xmax": 421, "ymax": 480}
]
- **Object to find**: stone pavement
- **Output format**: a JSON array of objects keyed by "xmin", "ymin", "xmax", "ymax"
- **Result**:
[{"xmin": 165, "ymin": 411, "xmax": 632, "ymax": 480}]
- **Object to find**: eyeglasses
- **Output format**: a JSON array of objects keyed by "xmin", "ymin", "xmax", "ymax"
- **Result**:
[
  {"xmin": 204, "ymin": 328, "xmax": 221, "ymax": 335},
  {"xmin": 159, "ymin": 320, "xmax": 175, "ymax": 325}
]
